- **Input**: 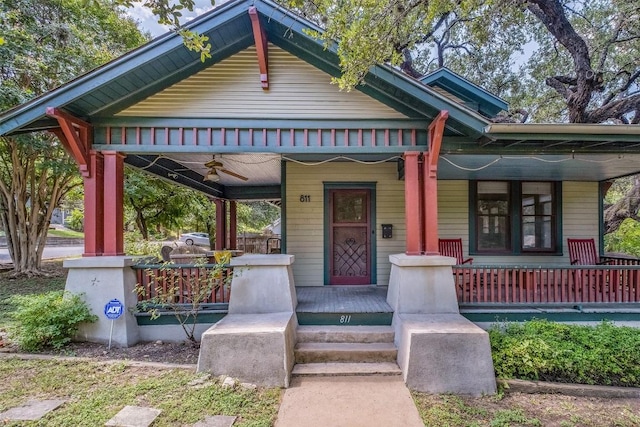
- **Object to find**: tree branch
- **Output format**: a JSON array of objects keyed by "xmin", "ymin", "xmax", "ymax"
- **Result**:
[{"xmin": 586, "ymin": 93, "xmax": 640, "ymax": 123}]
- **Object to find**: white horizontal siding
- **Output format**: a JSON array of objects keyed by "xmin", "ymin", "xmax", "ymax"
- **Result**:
[
  {"xmin": 286, "ymin": 162, "xmax": 404, "ymax": 287},
  {"xmin": 437, "ymin": 180, "xmax": 601, "ymax": 265},
  {"xmin": 118, "ymin": 45, "xmax": 407, "ymax": 119}
]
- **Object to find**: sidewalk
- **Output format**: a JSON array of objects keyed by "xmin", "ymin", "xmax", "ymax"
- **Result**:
[{"xmin": 274, "ymin": 375, "xmax": 424, "ymax": 427}]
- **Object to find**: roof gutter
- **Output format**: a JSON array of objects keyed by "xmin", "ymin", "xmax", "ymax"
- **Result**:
[{"xmin": 485, "ymin": 123, "xmax": 640, "ymax": 136}]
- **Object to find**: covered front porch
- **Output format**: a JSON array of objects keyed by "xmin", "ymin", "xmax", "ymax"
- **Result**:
[{"xmin": 132, "ymin": 258, "xmax": 640, "ymax": 328}]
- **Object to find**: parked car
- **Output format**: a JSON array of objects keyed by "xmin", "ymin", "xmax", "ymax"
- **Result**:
[{"xmin": 179, "ymin": 232, "xmax": 210, "ymax": 246}]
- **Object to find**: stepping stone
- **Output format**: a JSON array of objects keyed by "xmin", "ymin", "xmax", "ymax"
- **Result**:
[
  {"xmin": 193, "ymin": 415, "xmax": 237, "ymax": 427},
  {"xmin": 105, "ymin": 406, "xmax": 162, "ymax": 427},
  {"xmin": 0, "ymin": 399, "xmax": 66, "ymax": 421}
]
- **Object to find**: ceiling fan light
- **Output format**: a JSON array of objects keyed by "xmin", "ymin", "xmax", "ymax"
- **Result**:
[{"xmin": 204, "ymin": 169, "xmax": 220, "ymax": 182}]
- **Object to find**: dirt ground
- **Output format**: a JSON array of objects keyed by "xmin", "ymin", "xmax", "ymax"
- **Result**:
[{"xmin": 0, "ymin": 335, "xmax": 201, "ymax": 365}]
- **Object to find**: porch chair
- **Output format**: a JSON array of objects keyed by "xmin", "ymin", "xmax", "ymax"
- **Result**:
[
  {"xmin": 567, "ymin": 238, "xmax": 612, "ymax": 265},
  {"xmin": 567, "ymin": 238, "xmax": 614, "ymax": 301},
  {"xmin": 439, "ymin": 238, "xmax": 474, "ymax": 301},
  {"xmin": 438, "ymin": 238, "xmax": 473, "ymax": 265}
]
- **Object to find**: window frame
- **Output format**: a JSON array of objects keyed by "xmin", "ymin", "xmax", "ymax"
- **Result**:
[{"xmin": 469, "ymin": 181, "xmax": 562, "ymax": 255}]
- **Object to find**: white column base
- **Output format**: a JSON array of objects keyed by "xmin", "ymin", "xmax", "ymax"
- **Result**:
[{"xmin": 63, "ymin": 257, "xmax": 140, "ymax": 347}]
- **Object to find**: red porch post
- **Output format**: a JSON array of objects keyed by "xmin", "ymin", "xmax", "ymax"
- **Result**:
[
  {"xmin": 229, "ymin": 201, "xmax": 237, "ymax": 250},
  {"xmin": 83, "ymin": 151, "xmax": 104, "ymax": 256},
  {"xmin": 102, "ymin": 151, "xmax": 125, "ymax": 256},
  {"xmin": 214, "ymin": 199, "xmax": 227, "ymax": 250},
  {"xmin": 423, "ymin": 111, "xmax": 449, "ymax": 255},
  {"xmin": 404, "ymin": 152, "xmax": 422, "ymax": 255}
]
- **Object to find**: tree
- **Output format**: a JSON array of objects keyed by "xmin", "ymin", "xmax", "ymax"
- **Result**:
[
  {"xmin": 124, "ymin": 169, "xmax": 198, "ymax": 240},
  {"xmin": 0, "ymin": 0, "xmax": 146, "ymax": 275}
]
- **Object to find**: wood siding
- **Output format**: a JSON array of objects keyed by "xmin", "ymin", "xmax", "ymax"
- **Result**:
[
  {"xmin": 437, "ymin": 180, "xmax": 600, "ymax": 265},
  {"xmin": 286, "ymin": 162, "xmax": 404, "ymax": 287},
  {"xmin": 117, "ymin": 45, "xmax": 407, "ymax": 119}
]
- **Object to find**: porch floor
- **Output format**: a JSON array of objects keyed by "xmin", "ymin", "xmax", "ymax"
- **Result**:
[
  {"xmin": 295, "ymin": 286, "xmax": 393, "ymax": 326},
  {"xmin": 296, "ymin": 286, "xmax": 392, "ymax": 313}
]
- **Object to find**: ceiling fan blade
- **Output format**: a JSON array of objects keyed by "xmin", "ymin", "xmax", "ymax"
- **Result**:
[
  {"xmin": 204, "ymin": 159, "xmax": 223, "ymax": 168},
  {"xmin": 218, "ymin": 168, "xmax": 249, "ymax": 181}
]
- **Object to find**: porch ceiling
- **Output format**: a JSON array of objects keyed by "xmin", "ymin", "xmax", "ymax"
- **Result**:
[
  {"xmin": 438, "ymin": 153, "xmax": 640, "ymax": 181},
  {"xmin": 125, "ymin": 153, "xmax": 282, "ymax": 200}
]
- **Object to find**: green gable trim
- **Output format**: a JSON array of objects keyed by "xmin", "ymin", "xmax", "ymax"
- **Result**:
[
  {"xmin": 0, "ymin": 0, "xmax": 490, "ymax": 144},
  {"xmin": 421, "ymin": 68, "xmax": 508, "ymax": 118},
  {"xmin": 281, "ymin": 161, "xmax": 287, "ymax": 254}
]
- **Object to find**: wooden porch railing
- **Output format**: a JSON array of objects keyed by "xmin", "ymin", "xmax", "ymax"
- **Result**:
[
  {"xmin": 454, "ymin": 258, "xmax": 640, "ymax": 304},
  {"xmin": 133, "ymin": 264, "xmax": 233, "ymax": 304}
]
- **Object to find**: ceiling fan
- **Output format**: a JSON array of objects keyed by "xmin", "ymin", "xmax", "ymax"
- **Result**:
[{"xmin": 203, "ymin": 155, "xmax": 248, "ymax": 182}]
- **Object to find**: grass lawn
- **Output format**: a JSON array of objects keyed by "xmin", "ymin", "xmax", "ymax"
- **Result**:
[
  {"xmin": 47, "ymin": 228, "xmax": 84, "ymax": 238},
  {"xmin": 0, "ymin": 358, "xmax": 281, "ymax": 426},
  {"xmin": 412, "ymin": 391, "xmax": 640, "ymax": 427}
]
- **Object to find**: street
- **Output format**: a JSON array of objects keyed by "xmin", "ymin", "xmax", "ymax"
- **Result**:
[{"xmin": 0, "ymin": 245, "xmax": 84, "ymax": 264}]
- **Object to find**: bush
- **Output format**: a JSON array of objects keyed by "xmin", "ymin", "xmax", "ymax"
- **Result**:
[
  {"xmin": 8, "ymin": 291, "xmax": 97, "ymax": 351},
  {"xmin": 66, "ymin": 208, "xmax": 84, "ymax": 232},
  {"xmin": 489, "ymin": 319, "xmax": 640, "ymax": 387}
]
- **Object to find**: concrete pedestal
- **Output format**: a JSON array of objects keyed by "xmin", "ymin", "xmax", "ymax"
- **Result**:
[
  {"xmin": 227, "ymin": 254, "xmax": 297, "ymax": 314},
  {"xmin": 197, "ymin": 255, "xmax": 298, "ymax": 387},
  {"xmin": 388, "ymin": 254, "xmax": 496, "ymax": 395},
  {"xmin": 396, "ymin": 314, "xmax": 496, "ymax": 395},
  {"xmin": 63, "ymin": 257, "xmax": 140, "ymax": 347},
  {"xmin": 197, "ymin": 313, "xmax": 296, "ymax": 387}
]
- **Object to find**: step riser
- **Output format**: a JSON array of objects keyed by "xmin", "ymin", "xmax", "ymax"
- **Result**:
[
  {"xmin": 297, "ymin": 312, "xmax": 393, "ymax": 326},
  {"xmin": 292, "ymin": 363, "xmax": 402, "ymax": 377},
  {"xmin": 295, "ymin": 350, "xmax": 398, "ymax": 364},
  {"xmin": 296, "ymin": 326, "xmax": 395, "ymax": 344}
]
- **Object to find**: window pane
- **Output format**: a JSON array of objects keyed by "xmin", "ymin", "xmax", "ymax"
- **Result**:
[
  {"xmin": 333, "ymin": 192, "xmax": 367, "ymax": 223},
  {"xmin": 521, "ymin": 182, "xmax": 554, "ymax": 250},
  {"xmin": 476, "ymin": 182, "xmax": 510, "ymax": 251}
]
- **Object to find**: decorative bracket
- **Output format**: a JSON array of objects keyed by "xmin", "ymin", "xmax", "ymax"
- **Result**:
[
  {"xmin": 249, "ymin": 7, "xmax": 269, "ymax": 90},
  {"xmin": 46, "ymin": 107, "xmax": 92, "ymax": 177},
  {"xmin": 426, "ymin": 110, "xmax": 449, "ymax": 178}
]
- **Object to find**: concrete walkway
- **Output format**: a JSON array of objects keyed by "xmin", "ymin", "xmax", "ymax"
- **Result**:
[{"xmin": 274, "ymin": 375, "xmax": 423, "ymax": 427}]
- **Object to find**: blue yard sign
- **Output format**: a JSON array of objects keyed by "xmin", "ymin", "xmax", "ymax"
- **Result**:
[{"xmin": 104, "ymin": 299, "xmax": 124, "ymax": 320}]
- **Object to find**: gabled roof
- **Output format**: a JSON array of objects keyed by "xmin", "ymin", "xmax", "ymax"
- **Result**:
[
  {"xmin": 420, "ymin": 68, "xmax": 508, "ymax": 118},
  {"xmin": 0, "ymin": 0, "xmax": 489, "ymax": 140}
]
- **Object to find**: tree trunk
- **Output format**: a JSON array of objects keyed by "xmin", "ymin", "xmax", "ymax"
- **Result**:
[
  {"xmin": 603, "ymin": 178, "xmax": 640, "ymax": 235},
  {"xmin": 0, "ymin": 136, "xmax": 77, "ymax": 276}
]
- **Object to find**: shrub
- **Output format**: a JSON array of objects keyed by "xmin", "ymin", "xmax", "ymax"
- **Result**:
[
  {"xmin": 489, "ymin": 319, "xmax": 640, "ymax": 387},
  {"xmin": 66, "ymin": 208, "xmax": 84, "ymax": 232},
  {"xmin": 8, "ymin": 291, "xmax": 98, "ymax": 351}
]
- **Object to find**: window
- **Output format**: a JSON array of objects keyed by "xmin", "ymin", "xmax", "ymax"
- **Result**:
[{"xmin": 470, "ymin": 181, "xmax": 560, "ymax": 254}]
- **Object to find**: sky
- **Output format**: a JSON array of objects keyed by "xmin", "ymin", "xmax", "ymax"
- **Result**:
[{"xmin": 124, "ymin": 1, "xmax": 223, "ymax": 37}]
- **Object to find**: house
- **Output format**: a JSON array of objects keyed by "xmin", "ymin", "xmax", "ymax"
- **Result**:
[{"xmin": 2, "ymin": 0, "xmax": 639, "ymax": 392}]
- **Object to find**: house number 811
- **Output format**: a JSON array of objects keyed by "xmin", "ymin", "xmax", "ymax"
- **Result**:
[{"xmin": 299, "ymin": 195, "xmax": 311, "ymax": 202}]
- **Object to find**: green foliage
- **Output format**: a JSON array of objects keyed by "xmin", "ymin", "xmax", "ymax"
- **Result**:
[
  {"xmin": 124, "ymin": 168, "xmax": 201, "ymax": 240},
  {"xmin": 489, "ymin": 320, "xmax": 640, "ymax": 387},
  {"xmin": 236, "ymin": 201, "xmax": 280, "ymax": 233},
  {"xmin": 66, "ymin": 208, "xmax": 85, "ymax": 232},
  {"xmin": 8, "ymin": 291, "xmax": 97, "ymax": 351},
  {"xmin": 124, "ymin": 232, "xmax": 163, "ymax": 257},
  {"xmin": 113, "ymin": 0, "xmax": 213, "ymax": 61},
  {"xmin": 0, "ymin": 0, "xmax": 146, "ymax": 273},
  {"xmin": 604, "ymin": 218, "xmax": 640, "ymax": 256}
]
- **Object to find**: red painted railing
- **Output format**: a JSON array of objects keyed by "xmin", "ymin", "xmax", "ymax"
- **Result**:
[
  {"xmin": 134, "ymin": 264, "xmax": 233, "ymax": 304},
  {"xmin": 454, "ymin": 260, "xmax": 640, "ymax": 304}
]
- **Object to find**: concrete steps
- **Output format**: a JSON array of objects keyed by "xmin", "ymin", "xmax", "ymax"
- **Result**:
[{"xmin": 292, "ymin": 325, "xmax": 401, "ymax": 377}]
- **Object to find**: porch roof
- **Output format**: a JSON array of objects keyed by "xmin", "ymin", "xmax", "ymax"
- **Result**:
[{"xmin": 0, "ymin": 0, "xmax": 488, "ymax": 141}]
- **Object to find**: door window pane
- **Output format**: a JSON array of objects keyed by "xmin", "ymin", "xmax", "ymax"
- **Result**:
[{"xmin": 333, "ymin": 192, "xmax": 367, "ymax": 223}]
